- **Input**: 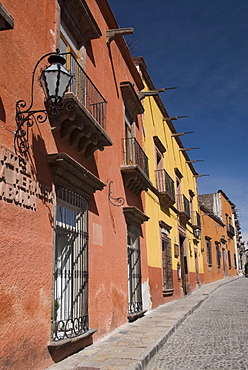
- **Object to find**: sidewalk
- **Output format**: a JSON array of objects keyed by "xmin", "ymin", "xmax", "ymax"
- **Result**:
[{"xmin": 46, "ymin": 276, "xmax": 241, "ymax": 370}]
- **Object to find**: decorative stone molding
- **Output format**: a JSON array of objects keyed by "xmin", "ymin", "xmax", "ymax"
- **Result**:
[
  {"xmin": 46, "ymin": 94, "xmax": 112, "ymax": 159},
  {"xmin": 47, "ymin": 152, "xmax": 105, "ymax": 199},
  {"xmin": 158, "ymin": 192, "xmax": 175, "ymax": 208},
  {"xmin": 159, "ymin": 220, "xmax": 172, "ymax": 231},
  {"xmin": 0, "ymin": 4, "xmax": 14, "ymax": 30},
  {"xmin": 48, "ymin": 329, "xmax": 96, "ymax": 363},
  {"xmin": 178, "ymin": 210, "xmax": 191, "ymax": 225},
  {"xmin": 120, "ymin": 81, "xmax": 144, "ymax": 116},
  {"xmin": 153, "ymin": 136, "xmax": 166, "ymax": 154},
  {"xmin": 123, "ymin": 206, "xmax": 149, "ymax": 226},
  {"xmin": 58, "ymin": 0, "xmax": 101, "ymax": 45},
  {"xmin": 174, "ymin": 167, "xmax": 183, "ymax": 179},
  {"xmin": 121, "ymin": 165, "xmax": 153, "ymax": 196}
]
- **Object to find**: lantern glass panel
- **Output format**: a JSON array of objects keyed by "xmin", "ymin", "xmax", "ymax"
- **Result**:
[{"xmin": 41, "ymin": 62, "xmax": 72, "ymax": 103}]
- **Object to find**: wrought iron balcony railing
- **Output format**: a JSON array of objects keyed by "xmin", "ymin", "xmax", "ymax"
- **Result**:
[
  {"xmin": 67, "ymin": 52, "xmax": 107, "ymax": 129},
  {"xmin": 155, "ymin": 169, "xmax": 175, "ymax": 201},
  {"xmin": 191, "ymin": 211, "xmax": 201, "ymax": 227},
  {"xmin": 227, "ymin": 223, "xmax": 235, "ymax": 236},
  {"xmin": 46, "ymin": 53, "xmax": 112, "ymax": 158},
  {"xmin": 122, "ymin": 137, "xmax": 149, "ymax": 177},
  {"xmin": 176, "ymin": 194, "xmax": 191, "ymax": 219}
]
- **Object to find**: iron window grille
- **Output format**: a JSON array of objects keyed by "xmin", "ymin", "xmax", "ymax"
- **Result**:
[
  {"xmin": 162, "ymin": 236, "xmax": 173, "ymax": 290},
  {"xmin": 206, "ymin": 238, "xmax": 212, "ymax": 266},
  {"xmin": 216, "ymin": 242, "xmax": 221, "ymax": 268},
  {"xmin": 53, "ymin": 186, "xmax": 89, "ymax": 341},
  {"xmin": 127, "ymin": 225, "xmax": 143, "ymax": 314},
  {"xmin": 228, "ymin": 250, "xmax": 232, "ymax": 269}
]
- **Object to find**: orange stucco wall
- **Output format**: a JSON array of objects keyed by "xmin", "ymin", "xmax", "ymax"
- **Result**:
[{"xmin": 200, "ymin": 192, "xmax": 238, "ymax": 284}]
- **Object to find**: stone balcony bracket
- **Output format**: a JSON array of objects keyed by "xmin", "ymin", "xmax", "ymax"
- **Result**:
[{"xmin": 46, "ymin": 93, "xmax": 112, "ymax": 159}]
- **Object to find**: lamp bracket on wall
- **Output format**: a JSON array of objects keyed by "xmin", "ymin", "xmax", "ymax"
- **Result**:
[
  {"xmin": 106, "ymin": 28, "xmax": 134, "ymax": 44},
  {"xmin": 14, "ymin": 49, "xmax": 73, "ymax": 155},
  {"xmin": 107, "ymin": 180, "xmax": 124, "ymax": 207}
]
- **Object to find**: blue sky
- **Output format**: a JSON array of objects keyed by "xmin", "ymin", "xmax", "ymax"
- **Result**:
[{"xmin": 108, "ymin": 0, "xmax": 248, "ymax": 242}]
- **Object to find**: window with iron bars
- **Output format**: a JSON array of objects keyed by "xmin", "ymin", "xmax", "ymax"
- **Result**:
[
  {"xmin": 53, "ymin": 186, "xmax": 88, "ymax": 341},
  {"xmin": 127, "ymin": 225, "xmax": 143, "ymax": 314},
  {"xmin": 161, "ymin": 235, "xmax": 173, "ymax": 290},
  {"xmin": 216, "ymin": 242, "xmax": 221, "ymax": 268},
  {"xmin": 206, "ymin": 237, "xmax": 212, "ymax": 266},
  {"xmin": 228, "ymin": 250, "xmax": 232, "ymax": 269}
]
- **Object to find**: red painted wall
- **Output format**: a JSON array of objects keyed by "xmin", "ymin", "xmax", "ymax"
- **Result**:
[
  {"xmin": 0, "ymin": 1, "xmax": 58, "ymax": 369},
  {"xmin": 0, "ymin": 0, "xmax": 149, "ymax": 368},
  {"xmin": 82, "ymin": 1, "xmax": 148, "ymax": 340}
]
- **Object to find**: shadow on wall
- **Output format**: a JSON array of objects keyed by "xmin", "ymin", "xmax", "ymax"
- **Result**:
[{"xmin": 0, "ymin": 97, "xmax": 6, "ymax": 122}]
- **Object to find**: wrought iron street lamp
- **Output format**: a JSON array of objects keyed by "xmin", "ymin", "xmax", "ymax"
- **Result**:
[
  {"xmin": 40, "ymin": 54, "xmax": 72, "ymax": 106},
  {"xmin": 14, "ymin": 50, "xmax": 73, "ymax": 154},
  {"xmin": 194, "ymin": 228, "xmax": 201, "ymax": 239}
]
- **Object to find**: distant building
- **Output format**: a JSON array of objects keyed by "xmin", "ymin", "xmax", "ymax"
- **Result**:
[{"xmin": 199, "ymin": 190, "xmax": 239, "ymax": 283}]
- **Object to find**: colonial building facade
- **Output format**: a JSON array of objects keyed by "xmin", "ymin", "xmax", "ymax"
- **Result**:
[
  {"xmin": 134, "ymin": 57, "xmax": 203, "ymax": 309},
  {"xmin": 0, "ymin": 0, "xmax": 150, "ymax": 368},
  {"xmin": 199, "ymin": 190, "xmax": 239, "ymax": 283}
]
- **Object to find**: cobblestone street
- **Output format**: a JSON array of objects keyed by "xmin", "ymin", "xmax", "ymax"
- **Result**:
[{"xmin": 148, "ymin": 278, "xmax": 248, "ymax": 370}]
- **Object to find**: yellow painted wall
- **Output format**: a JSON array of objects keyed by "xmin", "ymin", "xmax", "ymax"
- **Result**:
[{"xmin": 140, "ymin": 76, "xmax": 204, "ymax": 278}]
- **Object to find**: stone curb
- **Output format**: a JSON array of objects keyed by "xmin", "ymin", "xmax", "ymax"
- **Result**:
[
  {"xmin": 46, "ymin": 276, "xmax": 241, "ymax": 370},
  {"xmin": 128, "ymin": 276, "xmax": 241, "ymax": 370},
  {"xmin": 128, "ymin": 296, "xmax": 206, "ymax": 370}
]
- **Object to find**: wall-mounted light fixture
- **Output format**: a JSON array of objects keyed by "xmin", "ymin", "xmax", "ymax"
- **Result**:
[
  {"xmin": 163, "ymin": 115, "xmax": 188, "ymax": 121},
  {"xmin": 14, "ymin": 50, "xmax": 73, "ymax": 154},
  {"xmin": 107, "ymin": 180, "xmax": 124, "ymax": 207},
  {"xmin": 220, "ymin": 235, "xmax": 226, "ymax": 243},
  {"xmin": 106, "ymin": 28, "xmax": 134, "ymax": 44},
  {"xmin": 139, "ymin": 87, "xmax": 177, "ymax": 100},
  {"xmin": 171, "ymin": 131, "xmax": 194, "ymax": 137},
  {"xmin": 194, "ymin": 228, "xmax": 201, "ymax": 239}
]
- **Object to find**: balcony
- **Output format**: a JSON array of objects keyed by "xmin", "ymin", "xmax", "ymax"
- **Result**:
[
  {"xmin": 190, "ymin": 211, "xmax": 201, "ymax": 238},
  {"xmin": 176, "ymin": 194, "xmax": 191, "ymax": 223},
  {"xmin": 121, "ymin": 137, "xmax": 152, "ymax": 195},
  {"xmin": 191, "ymin": 211, "xmax": 201, "ymax": 227},
  {"xmin": 46, "ymin": 53, "xmax": 112, "ymax": 159},
  {"xmin": 227, "ymin": 223, "xmax": 235, "ymax": 237},
  {"xmin": 155, "ymin": 169, "xmax": 175, "ymax": 208}
]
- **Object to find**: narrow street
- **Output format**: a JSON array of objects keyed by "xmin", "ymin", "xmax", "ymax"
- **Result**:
[{"xmin": 148, "ymin": 278, "xmax": 248, "ymax": 370}]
